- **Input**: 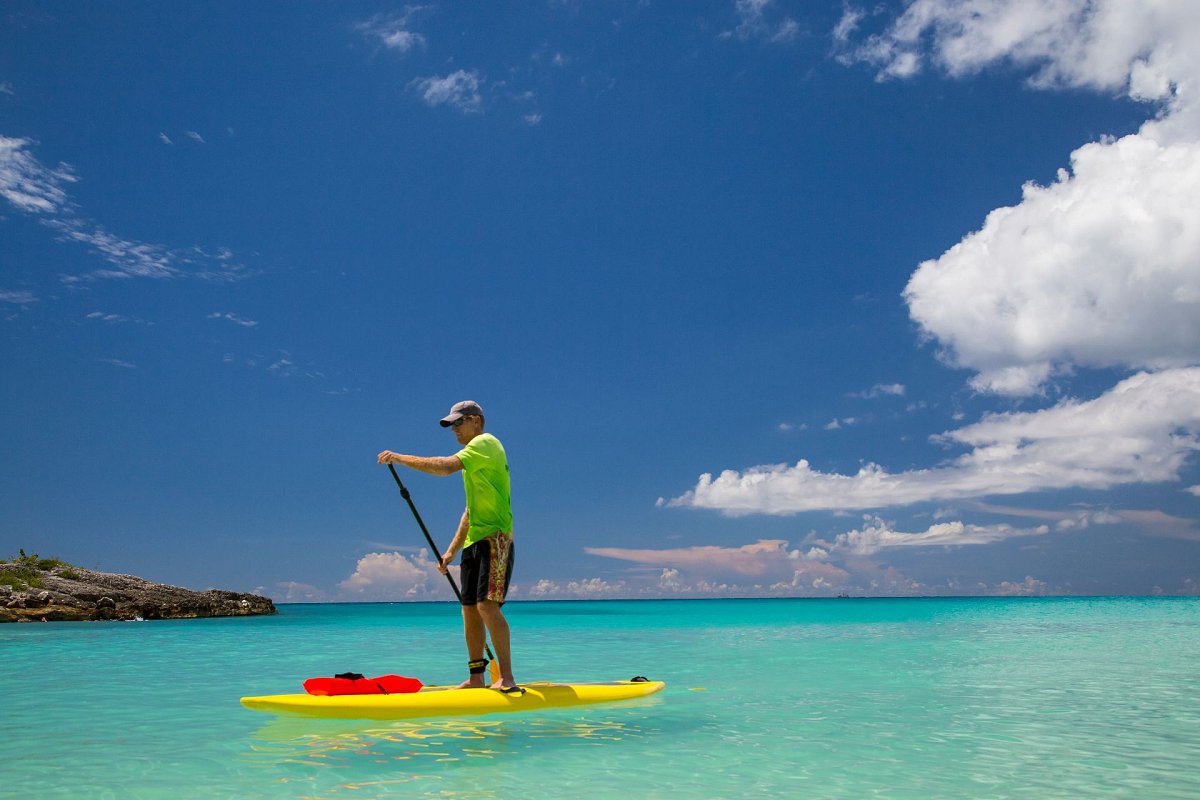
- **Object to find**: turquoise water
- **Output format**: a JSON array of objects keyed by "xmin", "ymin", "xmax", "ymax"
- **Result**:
[{"xmin": 3, "ymin": 598, "xmax": 1199, "ymax": 799}]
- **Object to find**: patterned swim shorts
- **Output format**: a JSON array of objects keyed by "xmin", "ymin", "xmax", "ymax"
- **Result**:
[{"xmin": 459, "ymin": 533, "xmax": 514, "ymax": 606}]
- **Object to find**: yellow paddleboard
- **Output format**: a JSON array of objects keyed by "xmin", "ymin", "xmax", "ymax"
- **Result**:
[{"xmin": 241, "ymin": 680, "xmax": 665, "ymax": 720}]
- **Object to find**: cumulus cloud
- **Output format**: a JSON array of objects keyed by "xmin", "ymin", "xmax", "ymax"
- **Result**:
[
  {"xmin": 338, "ymin": 550, "xmax": 454, "ymax": 601},
  {"xmin": 994, "ymin": 576, "xmax": 1051, "ymax": 597},
  {"xmin": 409, "ymin": 70, "xmax": 484, "ymax": 114},
  {"xmin": 523, "ymin": 577, "xmax": 627, "ymax": 599},
  {"xmin": 841, "ymin": 0, "xmax": 1198, "ymax": 96},
  {"xmin": 670, "ymin": 368, "xmax": 1200, "ymax": 514},
  {"xmin": 838, "ymin": 0, "xmax": 1200, "ymax": 396},
  {"xmin": 905, "ymin": 134, "xmax": 1200, "ymax": 395}
]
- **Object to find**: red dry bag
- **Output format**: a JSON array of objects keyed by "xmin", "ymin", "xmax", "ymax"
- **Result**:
[{"xmin": 303, "ymin": 673, "xmax": 423, "ymax": 696}]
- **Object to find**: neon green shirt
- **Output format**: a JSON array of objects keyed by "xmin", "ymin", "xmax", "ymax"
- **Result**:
[{"xmin": 456, "ymin": 432, "xmax": 513, "ymax": 548}]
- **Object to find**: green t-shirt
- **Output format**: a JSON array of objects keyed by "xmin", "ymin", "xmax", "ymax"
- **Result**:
[{"xmin": 456, "ymin": 432, "xmax": 513, "ymax": 548}]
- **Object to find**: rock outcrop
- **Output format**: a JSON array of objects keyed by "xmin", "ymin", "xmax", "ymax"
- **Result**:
[{"xmin": 0, "ymin": 561, "xmax": 276, "ymax": 623}]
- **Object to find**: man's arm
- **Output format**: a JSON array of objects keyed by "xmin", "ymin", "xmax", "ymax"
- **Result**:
[
  {"xmin": 439, "ymin": 508, "xmax": 470, "ymax": 574},
  {"xmin": 377, "ymin": 451, "xmax": 463, "ymax": 476}
]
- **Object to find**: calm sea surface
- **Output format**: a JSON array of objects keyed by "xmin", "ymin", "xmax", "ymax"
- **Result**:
[{"xmin": 2, "ymin": 597, "xmax": 1198, "ymax": 799}]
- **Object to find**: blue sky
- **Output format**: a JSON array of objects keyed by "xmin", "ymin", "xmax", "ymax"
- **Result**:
[{"xmin": 3, "ymin": 0, "xmax": 1198, "ymax": 601}]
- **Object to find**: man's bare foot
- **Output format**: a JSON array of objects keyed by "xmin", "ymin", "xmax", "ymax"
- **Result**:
[
  {"xmin": 491, "ymin": 677, "xmax": 522, "ymax": 693},
  {"xmin": 456, "ymin": 676, "xmax": 487, "ymax": 689}
]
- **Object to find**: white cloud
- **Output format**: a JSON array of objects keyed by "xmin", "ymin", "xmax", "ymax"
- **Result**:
[
  {"xmin": 842, "ymin": 0, "xmax": 1199, "ymax": 97},
  {"xmin": 669, "ymin": 368, "xmax": 1200, "ymax": 514},
  {"xmin": 409, "ymin": 70, "xmax": 484, "ymax": 114},
  {"xmin": 905, "ymin": 133, "xmax": 1200, "ymax": 395},
  {"xmin": 355, "ymin": 9, "xmax": 429, "ymax": 54},
  {"xmin": 208, "ymin": 311, "xmax": 258, "ymax": 327},
  {"xmin": 832, "ymin": 7, "xmax": 865, "ymax": 46},
  {"xmin": 97, "ymin": 358, "xmax": 136, "ymax": 369},
  {"xmin": 0, "ymin": 289, "xmax": 37, "ymax": 304},
  {"xmin": 826, "ymin": 515, "xmax": 1050, "ymax": 556},
  {"xmin": 723, "ymin": 0, "xmax": 800, "ymax": 43},
  {"xmin": 0, "ymin": 136, "xmax": 76, "ymax": 213},
  {"xmin": 851, "ymin": 383, "xmax": 906, "ymax": 399},
  {"xmin": 523, "ymin": 112, "xmax": 543, "ymax": 126},
  {"xmin": 994, "ymin": 576, "xmax": 1050, "ymax": 597},
  {"xmin": 186, "ymin": 131, "xmax": 205, "ymax": 144},
  {"xmin": 1, "ymin": 137, "xmax": 249, "ymax": 283},
  {"xmin": 522, "ymin": 577, "xmax": 627, "ymax": 599},
  {"xmin": 50, "ymin": 218, "xmax": 182, "ymax": 280},
  {"xmin": 159, "ymin": 133, "xmax": 172, "ymax": 145},
  {"xmin": 0, "ymin": 82, "xmax": 13, "ymax": 96},
  {"xmin": 585, "ymin": 539, "xmax": 853, "ymax": 591},
  {"xmin": 86, "ymin": 311, "xmax": 128, "ymax": 323},
  {"xmin": 837, "ymin": 0, "xmax": 1200, "ymax": 396},
  {"xmin": 1187, "ymin": 485, "xmax": 1200, "ymax": 496},
  {"xmin": 338, "ymin": 550, "xmax": 453, "ymax": 601}
]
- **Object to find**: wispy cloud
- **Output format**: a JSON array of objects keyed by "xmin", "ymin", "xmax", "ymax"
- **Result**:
[
  {"xmin": 0, "ymin": 289, "xmax": 37, "ymax": 304},
  {"xmin": 86, "ymin": 311, "xmax": 130, "ymax": 323},
  {"xmin": 669, "ymin": 369, "xmax": 1200, "ymax": 514},
  {"xmin": 159, "ymin": 132, "xmax": 172, "ymax": 145},
  {"xmin": 0, "ymin": 136, "xmax": 76, "ymax": 213},
  {"xmin": 821, "ymin": 515, "xmax": 1051, "ymax": 556},
  {"xmin": 1, "ymin": 136, "xmax": 250, "ymax": 283},
  {"xmin": 409, "ymin": 70, "xmax": 484, "ymax": 114},
  {"xmin": 185, "ymin": 131, "xmax": 205, "ymax": 144},
  {"xmin": 207, "ymin": 311, "xmax": 258, "ymax": 327},
  {"xmin": 721, "ymin": 0, "xmax": 801, "ymax": 44},
  {"xmin": 0, "ymin": 82, "xmax": 14, "ymax": 97},
  {"xmin": 355, "ymin": 7, "xmax": 430, "ymax": 54},
  {"xmin": 97, "ymin": 358, "xmax": 136, "ymax": 369},
  {"xmin": 850, "ymin": 382, "xmax": 905, "ymax": 399}
]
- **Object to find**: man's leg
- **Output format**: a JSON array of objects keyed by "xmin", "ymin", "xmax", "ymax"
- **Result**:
[
  {"xmin": 458, "ymin": 603, "xmax": 488, "ymax": 688},
  {"xmin": 476, "ymin": 600, "xmax": 516, "ymax": 689}
]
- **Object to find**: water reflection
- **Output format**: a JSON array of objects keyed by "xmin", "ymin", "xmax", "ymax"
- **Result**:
[{"xmin": 247, "ymin": 712, "xmax": 652, "ymax": 769}]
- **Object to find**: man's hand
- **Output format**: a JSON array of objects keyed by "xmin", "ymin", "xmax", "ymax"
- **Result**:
[
  {"xmin": 377, "ymin": 450, "xmax": 400, "ymax": 464},
  {"xmin": 438, "ymin": 552, "xmax": 455, "ymax": 575}
]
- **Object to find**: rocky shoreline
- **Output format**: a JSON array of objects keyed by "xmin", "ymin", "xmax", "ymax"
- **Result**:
[{"xmin": 0, "ymin": 558, "xmax": 276, "ymax": 623}]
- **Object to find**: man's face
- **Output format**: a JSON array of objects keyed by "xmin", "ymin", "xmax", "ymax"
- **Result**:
[{"xmin": 451, "ymin": 415, "xmax": 482, "ymax": 445}]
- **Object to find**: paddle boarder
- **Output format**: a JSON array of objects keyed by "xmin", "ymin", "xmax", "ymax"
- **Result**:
[{"xmin": 377, "ymin": 401, "xmax": 519, "ymax": 692}]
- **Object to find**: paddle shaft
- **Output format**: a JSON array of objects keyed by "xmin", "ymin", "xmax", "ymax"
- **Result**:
[{"xmin": 386, "ymin": 464, "xmax": 497, "ymax": 668}]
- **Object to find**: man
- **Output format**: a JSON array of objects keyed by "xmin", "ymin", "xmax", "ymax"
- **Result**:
[{"xmin": 377, "ymin": 400, "xmax": 519, "ymax": 692}]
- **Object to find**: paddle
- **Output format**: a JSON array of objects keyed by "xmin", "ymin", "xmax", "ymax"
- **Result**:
[{"xmin": 387, "ymin": 464, "xmax": 500, "ymax": 684}]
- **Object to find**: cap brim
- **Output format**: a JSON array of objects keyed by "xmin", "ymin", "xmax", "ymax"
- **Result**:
[{"xmin": 439, "ymin": 413, "xmax": 463, "ymax": 427}]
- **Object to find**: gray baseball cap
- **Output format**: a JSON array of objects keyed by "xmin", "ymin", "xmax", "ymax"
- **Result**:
[{"xmin": 439, "ymin": 400, "xmax": 484, "ymax": 427}]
